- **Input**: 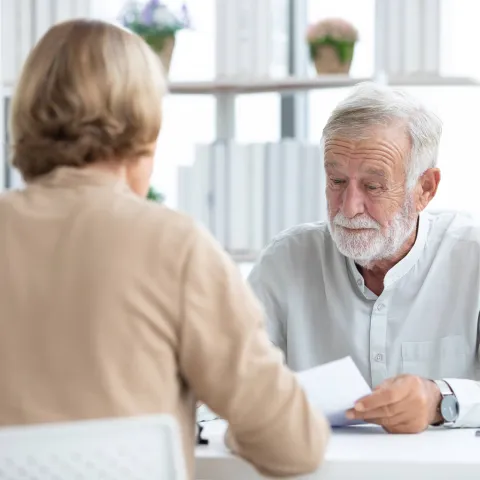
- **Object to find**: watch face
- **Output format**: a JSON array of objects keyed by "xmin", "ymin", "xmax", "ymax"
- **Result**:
[{"xmin": 441, "ymin": 395, "xmax": 459, "ymax": 422}]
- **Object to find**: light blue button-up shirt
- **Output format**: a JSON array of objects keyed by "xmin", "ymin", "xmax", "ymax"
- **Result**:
[{"xmin": 248, "ymin": 211, "xmax": 480, "ymax": 427}]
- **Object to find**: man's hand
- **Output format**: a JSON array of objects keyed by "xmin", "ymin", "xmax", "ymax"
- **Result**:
[{"xmin": 346, "ymin": 375, "xmax": 442, "ymax": 433}]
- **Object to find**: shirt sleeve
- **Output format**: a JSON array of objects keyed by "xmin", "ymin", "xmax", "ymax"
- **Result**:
[
  {"xmin": 444, "ymin": 379, "xmax": 480, "ymax": 427},
  {"xmin": 178, "ymin": 226, "xmax": 330, "ymax": 478},
  {"xmin": 247, "ymin": 239, "xmax": 290, "ymax": 353}
]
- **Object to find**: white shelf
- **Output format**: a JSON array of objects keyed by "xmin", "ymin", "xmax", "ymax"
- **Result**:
[
  {"xmin": 3, "ymin": 75, "xmax": 479, "ymax": 99},
  {"xmin": 388, "ymin": 75, "xmax": 480, "ymax": 86},
  {"xmin": 168, "ymin": 75, "xmax": 372, "ymax": 95},
  {"xmin": 168, "ymin": 74, "xmax": 480, "ymax": 95}
]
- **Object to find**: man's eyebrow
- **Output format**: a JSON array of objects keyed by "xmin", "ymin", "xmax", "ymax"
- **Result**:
[
  {"xmin": 324, "ymin": 161, "xmax": 338, "ymax": 169},
  {"xmin": 364, "ymin": 167, "xmax": 387, "ymax": 177}
]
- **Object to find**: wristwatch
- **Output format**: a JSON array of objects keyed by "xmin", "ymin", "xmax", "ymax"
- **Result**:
[{"xmin": 433, "ymin": 379, "xmax": 459, "ymax": 425}]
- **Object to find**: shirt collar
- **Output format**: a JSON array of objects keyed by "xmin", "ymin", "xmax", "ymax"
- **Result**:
[{"xmin": 346, "ymin": 212, "xmax": 430, "ymax": 291}]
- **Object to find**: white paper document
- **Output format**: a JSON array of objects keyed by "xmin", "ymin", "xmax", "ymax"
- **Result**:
[{"xmin": 295, "ymin": 356, "xmax": 372, "ymax": 427}]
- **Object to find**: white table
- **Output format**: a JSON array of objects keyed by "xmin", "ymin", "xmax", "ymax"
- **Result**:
[{"xmin": 195, "ymin": 420, "xmax": 480, "ymax": 480}]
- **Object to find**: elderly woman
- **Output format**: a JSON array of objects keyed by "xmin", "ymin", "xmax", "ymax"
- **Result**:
[{"xmin": 0, "ymin": 19, "xmax": 329, "ymax": 478}]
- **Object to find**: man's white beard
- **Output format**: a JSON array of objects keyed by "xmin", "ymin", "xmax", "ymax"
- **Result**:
[{"xmin": 327, "ymin": 197, "xmax": 417, "ymax": 269}]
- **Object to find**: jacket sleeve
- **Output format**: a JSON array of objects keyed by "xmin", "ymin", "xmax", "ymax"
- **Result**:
[{"xmin": 178, "ymin": 226, "xmax": 330, "ymax": 478}]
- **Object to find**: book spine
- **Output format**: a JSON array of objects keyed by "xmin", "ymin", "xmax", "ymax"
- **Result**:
[
  {"xmin": 265, "ymin": 142, "xmax": 284, "ymax": 242},
  {"xmin": 300, "ymin": 144, "xmax": 319, "ymax": 224},
  {"xmin": 212, "ymin": 141, "xmax": 227, "ymax": 246},
  {"xmin": 191, "ymin": 144, "xmax": 212, "ymax": 229},
  {"xmin": 227, "ymin": 142, "xmax": 250, "ymax": 252},
  {"xmin": 282, "ymin": 140, "xmax": 301, "ymax": 230},
  {"xmin": 249, "ymin": 143, "xmax": 267, "ymax": 251},
  {"xmin": 269, "ymin": 0, "xmax": 289, "ymax": 78},
  {"xmin": 177, "ymin": 166, "xmax": 193, "ymax": 216}
]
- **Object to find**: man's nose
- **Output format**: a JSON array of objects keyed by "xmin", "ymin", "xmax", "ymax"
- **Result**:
[{"xmin": 341, "ymin": 183, "xmax": 365, "ymax": 218}]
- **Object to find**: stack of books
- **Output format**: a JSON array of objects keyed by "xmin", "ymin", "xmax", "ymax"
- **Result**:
[{"xmin": 178, "ymin": 141, "xmax": 327, "ymax": 256}]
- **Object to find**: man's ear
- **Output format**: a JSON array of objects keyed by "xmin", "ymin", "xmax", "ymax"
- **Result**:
[{"xmin": 416, "ymin": 168, "xmax": 441, "ymax": 212}]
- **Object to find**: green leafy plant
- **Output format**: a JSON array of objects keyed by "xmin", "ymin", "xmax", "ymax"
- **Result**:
[
  {"xmin": 147, "ymin": 186, "xmax": 165, "ymax": 202},
  {"xmin": 306, "ymin": 18, "xmax": 358, "ymax": 64},
  {"xmin": 308, "ymin": 36, "xmax": 355, "ymax": 63}
]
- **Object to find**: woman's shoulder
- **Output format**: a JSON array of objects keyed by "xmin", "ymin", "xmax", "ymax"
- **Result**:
[
  {"xmin": 113, "ymin": 193, "xmax": 201, "ymax": 247},
  {"xmin": 1, "ymin": 186, "xmax": 203, "ymax": 260}
]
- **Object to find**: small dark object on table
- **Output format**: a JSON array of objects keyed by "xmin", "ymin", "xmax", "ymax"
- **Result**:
[{"xmin": 196, "ymin": 422, "xmax": 209, "ymax": 445}]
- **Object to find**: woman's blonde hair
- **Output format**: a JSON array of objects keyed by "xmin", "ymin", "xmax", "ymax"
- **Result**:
[{"xmin": 10, "ymin": 19, "xmax": 167, "ymax": 180}]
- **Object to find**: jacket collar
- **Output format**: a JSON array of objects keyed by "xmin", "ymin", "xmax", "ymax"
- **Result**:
[{"xmin": 30, "ymin": 166, "xmax": 133, "ymax": 195}]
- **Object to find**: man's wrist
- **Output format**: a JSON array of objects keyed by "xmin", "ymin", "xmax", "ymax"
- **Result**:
[{"xmin": 427, "ymin": 379, "xmax": 443, "ymax": 425}]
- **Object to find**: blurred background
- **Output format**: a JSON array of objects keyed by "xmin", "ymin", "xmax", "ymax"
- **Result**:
[{"xmin": 1, "ymin": 0, "xmax": 480, "ymax": 272}]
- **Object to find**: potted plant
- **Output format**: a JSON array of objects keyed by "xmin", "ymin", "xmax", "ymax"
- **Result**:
[
  {"xmin": 121, "ymin": 0, "xmax": 190, "ymax": 73},
  {"xmin": 306, "ymin": 18, "xmax": 358, "ymax": 75}
]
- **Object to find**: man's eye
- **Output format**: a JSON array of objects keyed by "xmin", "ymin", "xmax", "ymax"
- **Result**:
[
  {"xmin": 332, "ymin": 179, "xmax": 345, "ymax": 185},
  {"xmin": 366, "ymin": 184, "xmax": 379, "ymax": 191}
]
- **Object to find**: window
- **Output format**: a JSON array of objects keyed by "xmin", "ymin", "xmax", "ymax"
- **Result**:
[
  {"xmin": 440, "ymin": 0, "xmax": 480, "ymax": 79},
  {"xmin": 236, "ymin": 94, "xmax": 281, "ymax": 143},
  {"xmin": 402, "ymin": 86, "xmax": 480, "ymax": 214},
  {"xmin": 153, "ymin": 95, "xmax": 216, "ymax": 207},
  {"xmin": 308, "ymin": 87, "xmax": 354, "ymax": 143},
  {"xmin": 168, "ymin": 0, "xmax": 216, "ymax": 82}
]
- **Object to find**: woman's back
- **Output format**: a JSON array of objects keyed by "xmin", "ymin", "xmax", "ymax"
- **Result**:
[{"xmin": 0, "ymin": 167, "xmax": 196, "ymax": 445}]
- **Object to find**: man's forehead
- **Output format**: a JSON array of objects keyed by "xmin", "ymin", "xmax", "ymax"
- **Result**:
[
  {"xmin": 325, "ymin": 126, "xmax": 409, "ymax": 148},
  {"xmin": 325, "ymin": 158, "xmax": 388, "ymax": 177},
  {"xmin": 324, "ymin": 135, "xmax": 410, "ymax": 178}
]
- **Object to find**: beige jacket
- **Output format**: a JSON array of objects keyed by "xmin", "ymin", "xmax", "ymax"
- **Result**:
[{"xmin": 0, "ymin": 167, "xmax": 329, "ymax": 478}]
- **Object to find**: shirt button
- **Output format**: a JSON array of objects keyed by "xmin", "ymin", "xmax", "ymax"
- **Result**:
[
  {"xmin": 374, "ymin": 353, "xmax": 384, "ymax": 362},
  {"xmin": 376, "ymin": 303, "xmax": 385, "ymax": 311},
  {"xmin": 356, "ymin": 279, "xmax": 362, "ymax": 286}
]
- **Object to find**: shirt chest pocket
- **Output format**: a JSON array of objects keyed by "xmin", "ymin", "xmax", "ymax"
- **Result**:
[{"xmin": 401, "ymin": 335, "xmax": 469, "ymax": 379}]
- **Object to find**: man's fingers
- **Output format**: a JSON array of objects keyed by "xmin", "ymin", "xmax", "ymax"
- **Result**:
[
  {"xmin": 355, "ymin": 381, "xmax": 409, "ymax": 412},
  {"xmin": 348, "ymin": 376, "xmax": 434, "ymax": 434},
  {"xmin": 350, "ymin": 400, "xmax": 405, "ymax": 420}
]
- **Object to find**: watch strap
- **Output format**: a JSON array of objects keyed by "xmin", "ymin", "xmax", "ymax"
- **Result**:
[{"xmin": 434, "ymin": 379, "xmax": 453, "ymax": 396}]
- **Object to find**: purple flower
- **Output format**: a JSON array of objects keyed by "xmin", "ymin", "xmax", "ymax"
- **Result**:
[
  {"xmin": 141, "ymin": 0, "xmax": 162, "ymax": 26},
  {"xmin": 180, "ymin": 3, "xmax": 191, "ymax": 28}
]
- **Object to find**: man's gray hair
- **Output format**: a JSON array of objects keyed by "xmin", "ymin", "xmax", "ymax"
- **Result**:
[{"xmin": 322, "ymin": 82, "xmax": 443, "ymax": 189}]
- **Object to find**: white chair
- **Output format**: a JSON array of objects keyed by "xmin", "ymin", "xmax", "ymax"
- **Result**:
[{"xmin": 0, "ymin": 414, "xmax": 187, "ymax": 480}]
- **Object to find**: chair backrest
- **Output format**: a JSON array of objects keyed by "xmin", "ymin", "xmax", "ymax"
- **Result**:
[{"xmin": 0, "ymin": 414, "xmax": 187, "ymax": 480}]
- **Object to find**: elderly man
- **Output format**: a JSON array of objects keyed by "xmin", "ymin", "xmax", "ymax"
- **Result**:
[{"xmin": 249, "ymin": 82, "xmax": 480, "ymax": 434}]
